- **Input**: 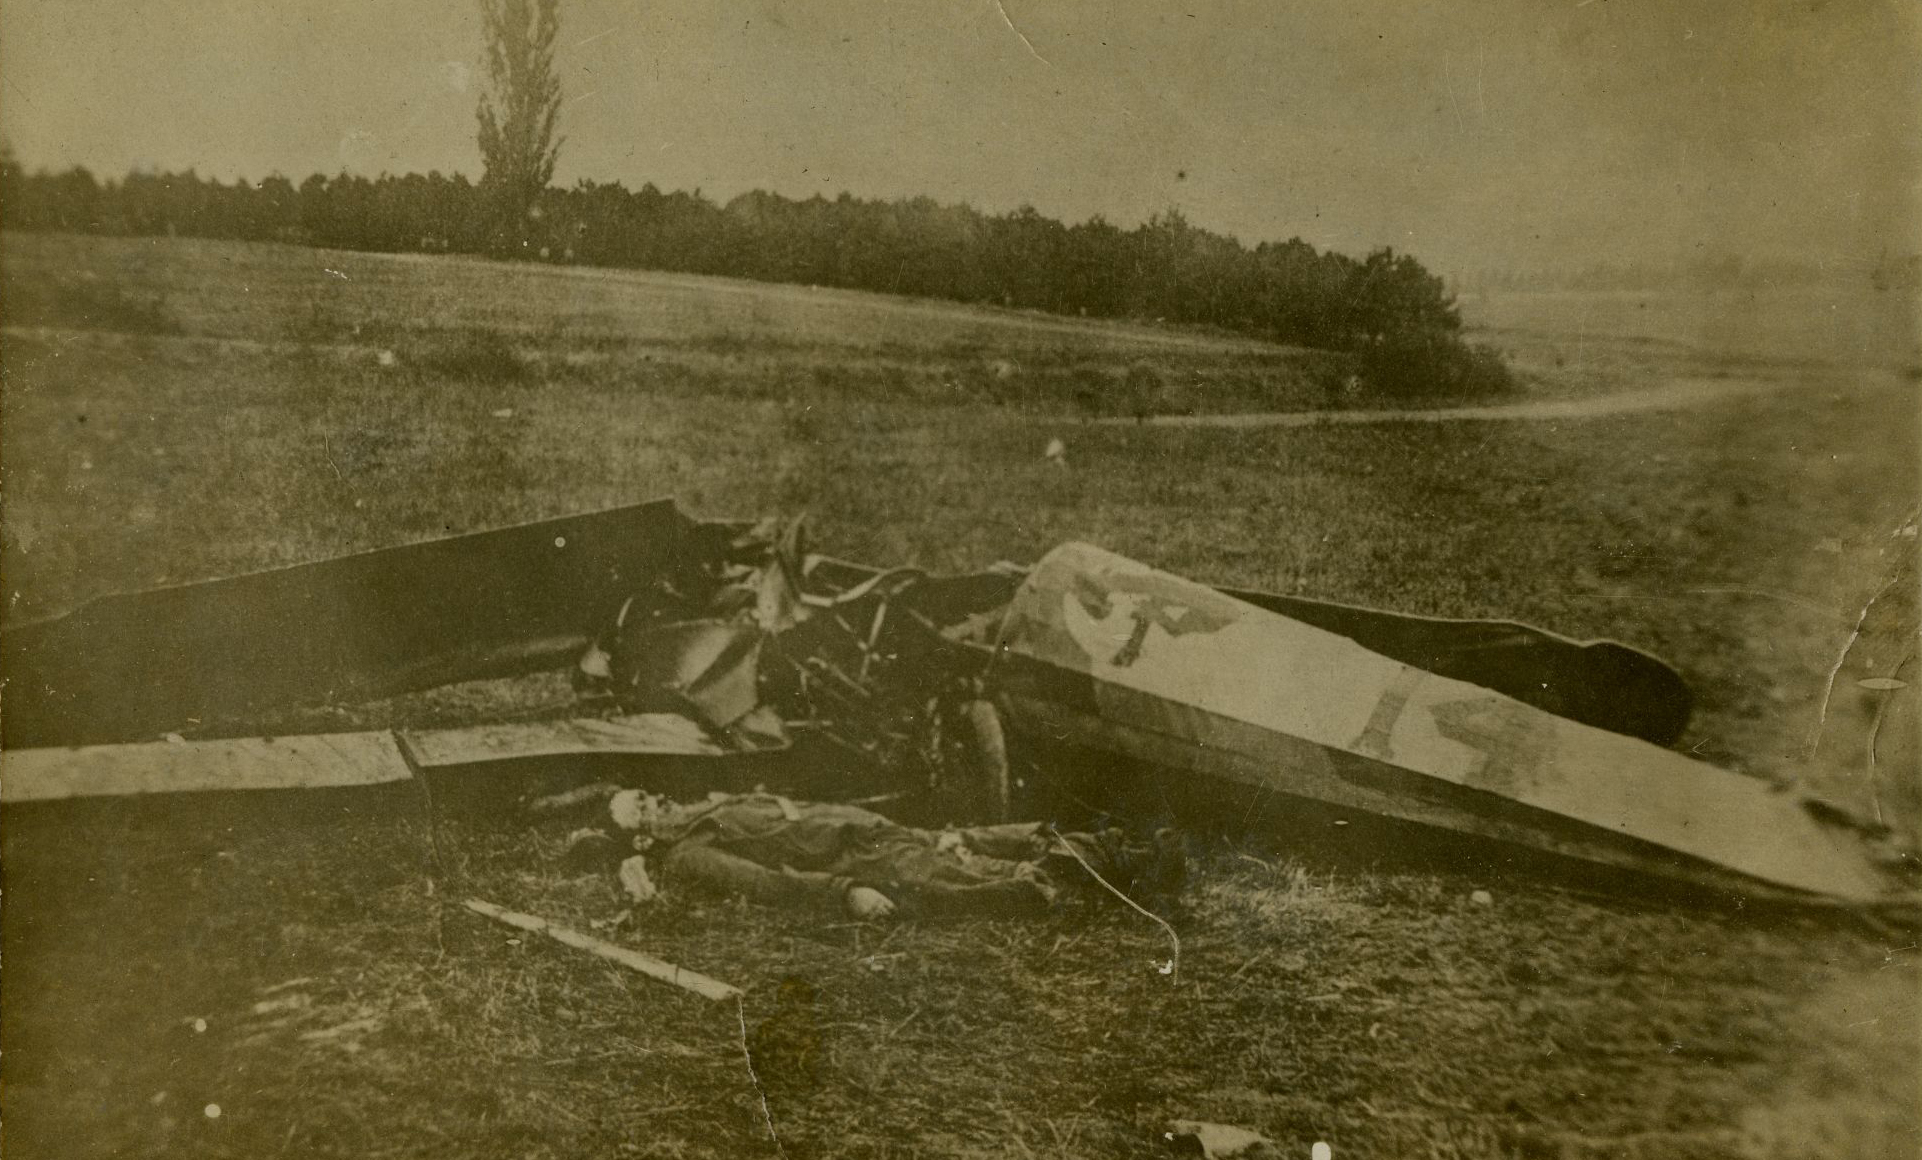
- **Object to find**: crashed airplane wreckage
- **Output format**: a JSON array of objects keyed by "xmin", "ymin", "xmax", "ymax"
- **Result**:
[{"xmin": 2, "ymin": 499, "xmax": 1909, "ymax": 908}]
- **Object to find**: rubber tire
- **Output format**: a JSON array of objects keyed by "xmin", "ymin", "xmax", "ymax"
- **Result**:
[{"xmin": 955, "ymin": 698, "xmax": 1012, "ymax": 824}]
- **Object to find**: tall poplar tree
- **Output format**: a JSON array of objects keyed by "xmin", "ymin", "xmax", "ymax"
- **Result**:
[{"xmin": 476, "ymin": 0, "xmax": 562, "ymax": 252}]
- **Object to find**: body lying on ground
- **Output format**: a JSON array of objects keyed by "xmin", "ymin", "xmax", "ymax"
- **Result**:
[{"xmin": 558, "ymin": 790, "xmax": 1184, "ymax": 920}]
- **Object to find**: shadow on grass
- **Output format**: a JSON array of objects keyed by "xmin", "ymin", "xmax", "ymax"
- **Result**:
[{"xmin": 5, "ymin": 275, "xmax": 183, "ymax": 335}]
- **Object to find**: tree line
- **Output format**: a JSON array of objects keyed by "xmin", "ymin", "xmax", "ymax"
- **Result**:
[{"xmin": 0, "ymin": 157, "xmax": 1510, "ymax": 396}]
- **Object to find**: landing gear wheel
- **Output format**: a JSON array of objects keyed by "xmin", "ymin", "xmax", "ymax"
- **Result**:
[{"xmin": 953, "ymin": 698, "xmax": 1011, "ymax": 824}]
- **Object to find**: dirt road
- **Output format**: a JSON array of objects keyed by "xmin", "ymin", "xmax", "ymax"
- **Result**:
[{"xmin": 1113, "ymin": 376, "xmax": 1788, "ymax": 428}]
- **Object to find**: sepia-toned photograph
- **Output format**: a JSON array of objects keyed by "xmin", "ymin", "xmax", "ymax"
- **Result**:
[{"xmin": 1, "ymin": 2, "xmax": 1917, "ymax": 1156}]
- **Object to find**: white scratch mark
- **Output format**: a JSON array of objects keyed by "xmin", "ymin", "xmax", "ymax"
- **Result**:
[
  {"xmin": 574, "ymin": 27, "xmax": 617, "ymax": 47},
  {"xmin": 1440, "ymin": 58, "xmax": 1467, "ymax": 135},
  {"xmin": 736, "ymin": 996, "xmax": 787, "ymax": 1156},
  {"xmin": 989, "ymin": 0, "xmax": 1050, "ymax": 66},
  {"xmin": 568, "ymin": 89, "xmax": 600, "ymax": 106},
  {"xmin": 1808, "ymin": 571, "xmax": 1904, "ymax": 761},
  {"xmin": 1688, "ymin": 585, "xmax": 1846, "ymax": 621},
  {"xmin": 1861, "ymin": 649, "xmax": 1913, "ymax": 827},
  {"xmin": 323, "ymin": 268, "xmax": 349, "ymax": 280},
  {"xmin": 1866, "ymin": 700, "xmax": 1891, "ymax": 826},
  {"xmin": 1048, "ymin": 825, "xmax": 1181, "ymax": 981}
]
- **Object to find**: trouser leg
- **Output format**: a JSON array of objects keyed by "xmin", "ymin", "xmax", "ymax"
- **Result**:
[
  {"xmin": 661, "ymin": 843, "xmax": 850, "ymax": 912},
  {"xmin": 835, "ymin": 840, "xmax": 1051, "ymax": 918}
]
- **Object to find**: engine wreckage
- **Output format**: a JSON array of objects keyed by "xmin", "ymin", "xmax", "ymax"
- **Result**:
[{"xmin": 2, "ymin": 499, "xmax": 1911, "ymax": 909}]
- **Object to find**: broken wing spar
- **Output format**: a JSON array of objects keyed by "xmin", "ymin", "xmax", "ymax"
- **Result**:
[{"xmin": 989, "ymin": 542, "xmax": 1897, "ymax": 905}]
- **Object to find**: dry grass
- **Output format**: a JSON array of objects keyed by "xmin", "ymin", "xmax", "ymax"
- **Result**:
[
  {"xmin": 5, "ymin": 796, "xmax": 1912, "ymax": 1160},
  {"xmin": 1, "ymin": 231, "xmax": 1918, "ymax": 1159}
]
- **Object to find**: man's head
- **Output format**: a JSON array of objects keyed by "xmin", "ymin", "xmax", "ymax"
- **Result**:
[{"xmin": 609, "ymin": 788, "xmax": 668, "ymax": 832}]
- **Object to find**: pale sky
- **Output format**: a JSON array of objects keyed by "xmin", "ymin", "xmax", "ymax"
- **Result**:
[{"xmin": 2, "ymin": 0, "xmax": 1917, "ymax": 275}]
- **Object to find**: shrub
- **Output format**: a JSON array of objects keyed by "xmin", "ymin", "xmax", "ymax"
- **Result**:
[{"xmin": 1354, "ymin": 332, "xmax": 1514, "ymax": 400}]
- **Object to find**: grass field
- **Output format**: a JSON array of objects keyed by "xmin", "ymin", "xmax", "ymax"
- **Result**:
[{"xmin": 2, "ymin": 232, "xmax": 1918, "ymax": 1159}]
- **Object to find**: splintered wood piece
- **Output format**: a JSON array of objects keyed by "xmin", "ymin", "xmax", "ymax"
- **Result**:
[{"xmin": 462, "ymin": 899, "xmax": 742, "ymax": 1002}]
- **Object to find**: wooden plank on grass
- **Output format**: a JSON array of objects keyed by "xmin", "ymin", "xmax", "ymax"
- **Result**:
[
  {"xmin": 462, "ymin": 898, "xmax": 743, "ymax": 1002},
  {"xmin": 2, "ymin": 713, "xmax": 743, "ymax": 803},
  {"xmin": 0, "ymin": 730, "xmax": 412, "ymax": 803}
]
